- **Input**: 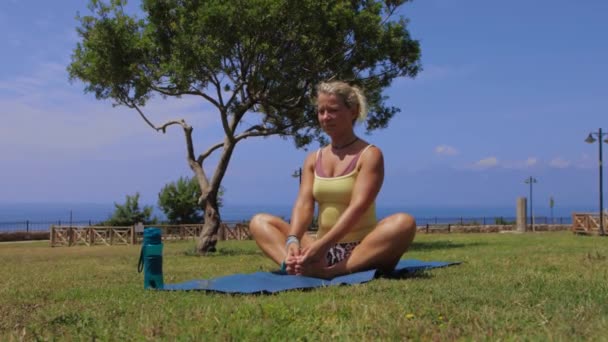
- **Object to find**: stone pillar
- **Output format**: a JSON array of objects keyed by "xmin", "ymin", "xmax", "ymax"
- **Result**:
[{"xmin": 516, "ymin": 197, "xmax": 527, "ymax": 232}]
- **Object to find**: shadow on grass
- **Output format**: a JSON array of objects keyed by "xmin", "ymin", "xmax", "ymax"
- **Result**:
[
  {"xmin": 409, "ymin": 240, "xmax": 487, "ymax": 251},
  {"xmin": 380, "ymin": 270, "xmax": 437, "ymax": 280}
]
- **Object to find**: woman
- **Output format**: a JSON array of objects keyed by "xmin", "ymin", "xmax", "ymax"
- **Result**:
[{"xmin": 250, "ymin": 81, "xmax": 416, "ymax": 279}]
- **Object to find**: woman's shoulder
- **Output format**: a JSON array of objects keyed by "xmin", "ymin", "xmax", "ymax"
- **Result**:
[
  {"xmin": 358, "ymin": 143, "xmax": 383, "ymax": 165},
  {"xmin": 359, "ymin": 141, "xmax": 382, "ymax": 155},
  {"xmin": 303, "ymin": 149, "xmax": 320, "ymax": 166}
]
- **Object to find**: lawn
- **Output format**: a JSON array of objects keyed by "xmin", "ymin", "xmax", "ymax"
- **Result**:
[{"xmin": 1, "ymin": 231, "xmax": 607, "ymax": 340}]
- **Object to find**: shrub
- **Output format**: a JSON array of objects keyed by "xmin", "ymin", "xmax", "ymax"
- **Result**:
[{"xmin": 103, "ymin": 193, "xmax": 157, "ymax": 226}]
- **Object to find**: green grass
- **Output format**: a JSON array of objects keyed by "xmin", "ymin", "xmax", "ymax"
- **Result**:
[{"xmin": 1, "ymin": 232, "xmax": 607, "ymax": 340}]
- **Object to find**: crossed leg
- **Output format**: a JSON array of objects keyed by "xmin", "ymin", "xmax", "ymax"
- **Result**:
[
  {"xmin": 319, "ymin": 213, "xmax": 417, "ymax": 279},
  {"xmin": 249, "ymin": 212, "xmax": 417, "ymax": 279}
]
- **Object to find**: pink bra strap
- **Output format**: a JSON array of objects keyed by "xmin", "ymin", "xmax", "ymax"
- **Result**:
[{"xmin": 315, "ymin": 146, "xmax": 369, "ymax": 177}]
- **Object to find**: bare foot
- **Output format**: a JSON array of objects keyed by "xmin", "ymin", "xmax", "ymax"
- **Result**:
[{"xmin": 298, "ymin": 259, "xmax": 334, "ymax": 279}]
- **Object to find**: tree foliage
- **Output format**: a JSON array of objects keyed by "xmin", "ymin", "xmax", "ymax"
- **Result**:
[
  {"xmin": 158, "ymin": 176, "xmax": 224, "ymax": 224},
  {"xmin": 104, "ymin": 192, "xmax": 156, "ymax": 226},
  {"xmin": 69, "ymin": 0, "xmax": 421, "ymax": 252}
]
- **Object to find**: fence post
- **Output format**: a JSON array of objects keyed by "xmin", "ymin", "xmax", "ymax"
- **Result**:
[
  {"xmin": 426, "ymin": 223, "xmax": 429, "ymax": 234},
  {"xmin": 68, "ymin": 227, "xmax": 74, "ymax": 246},
  {"xmin": 448, "ymin": 224, "xmax": 451, "ymax": 233},
  {"xmin": 89, "ymin": 227, "xmax": 95, "ymax": 245},
  {"xmin": 26, "ymin": 220, "xmax": 29, "ymax": 233},
  {"xmin": 50, "ymin": 225, "xmax": 55, "ymax": 247}
]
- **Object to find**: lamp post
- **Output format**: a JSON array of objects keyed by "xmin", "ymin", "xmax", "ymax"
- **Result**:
[
  {"xmin": 585, "ymin": 128, "xmax": 608, "ymax": 236},
  {"xmin": 292, "ymin": 167, "xmax": 302, "ymax": 185},
  {"xmin": 524, "ymin": 176, "xmax": 537, "ymax": 232},
  {"xmin": 549, "ymin": 196, "xmax": 554, "ymax": 224}
]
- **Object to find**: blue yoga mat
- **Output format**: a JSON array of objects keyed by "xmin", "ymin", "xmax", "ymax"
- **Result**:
[{"xmin": 162, "ymin": 259, "xmax": 459, "ymax": 294}]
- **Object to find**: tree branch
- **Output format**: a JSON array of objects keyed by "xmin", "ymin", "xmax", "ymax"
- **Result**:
[
  {"xmin": 122, "ymin": 93, "xmax": 209, "ymax": 196},
  {"xmin": 197, "ymin": 141, "xmax": 225, "ymax": 165},
  {"xmin": 228, "ymin": 95, "xmax": 256, "ymax": 134},
  {"xmin": 209, "ymin": 76, "xmax": 233, "ymax": 139},
  {"xmin": 234, "ymin": 125, "xmax": 282, "ymax": 142},
  {"xmin": 127, "ymin": 101, "xmax": 158, "ymax": 131},
  {"xmin": 381, "ymin": 3, "xmax": 399, "ymax": 25},
  {"xmin": 157, "ymin": 119, "xmax": 188, "ymax": 133},
  {"xmin": 209, "ymin": 74, "xmax": 225, "ymax": 108},
  {"xmin": 150, "ymin": 85, "xmax": 222, "ymax": 111},
  {"xmin": 156, "ymin": 117, "xmax": 212, "ymax": 206},
  {"xmin": 235, "ymin": 130, "xmax": 280, "ymax": 141}
]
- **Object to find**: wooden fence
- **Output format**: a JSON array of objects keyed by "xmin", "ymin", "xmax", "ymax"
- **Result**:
[
  {"xmin": 48, "ymin": 213, "xmax": 605, "ymax": 246},
  {"xmin": 50, "ymin": 222, "xmax": 251, "ymax": 247},
  {"xmin": 571, "ymin": 212, "xmax": 608, "ymax": 235}
]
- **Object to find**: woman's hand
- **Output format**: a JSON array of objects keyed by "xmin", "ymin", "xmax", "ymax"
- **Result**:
[
  {"xmin": 295, "ymin": 242, "xmax": 328, "ymax": 274},
  {"xmin": 284, "ymin": 242, "xmax": 301, "ymax": 275},
  {"xmin": 293, "ymin": 243, "xmax": 331, "ymax": 278}
]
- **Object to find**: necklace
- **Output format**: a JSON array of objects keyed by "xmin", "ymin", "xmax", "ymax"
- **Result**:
[{"xmin": 331, "ymin": 136, "xmax": 359, "ymax": 150}]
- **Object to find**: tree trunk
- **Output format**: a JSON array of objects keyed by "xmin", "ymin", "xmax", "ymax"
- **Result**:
[{"xmin": 196, "ymin": 198, "xmax": 221, "ymax": 254}]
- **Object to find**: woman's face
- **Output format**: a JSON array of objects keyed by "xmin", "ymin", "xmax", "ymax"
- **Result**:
[{"xmin": 317, "ymin": 92, "xmax": 357, "ymax": 135}]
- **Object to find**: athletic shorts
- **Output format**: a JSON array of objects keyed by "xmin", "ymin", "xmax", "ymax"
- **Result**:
[{"xmin": 325, "ymin": 242, "xmax": 360, "ymax": 266}]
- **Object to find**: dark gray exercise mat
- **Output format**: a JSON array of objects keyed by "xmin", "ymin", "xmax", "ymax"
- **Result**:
[{"xmin": 162, "ymin": 259, "xmax": 459, "ymax": 294}]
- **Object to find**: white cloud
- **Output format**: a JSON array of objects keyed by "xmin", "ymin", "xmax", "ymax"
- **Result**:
[
  {"xmin": 549, "ymin": 157, "xmax": 570, "ymax": 169},
  {"xmin": 549, "ymin": 157, "xmax": 571, "ymax": 169},
  {"xmin": 473, "ymin": 156, "xmax": 498, "ymax": 169},
  {"xmin": 435, "ymin": 144, "xmax": 459, "ymax": 156},
  {"xmin": 525, "ymin": 157, "xmax": 537, "ymax": 167},
  {"xmin": 503, "ymin": 157, "xmax": 538, "ymax": 170}
]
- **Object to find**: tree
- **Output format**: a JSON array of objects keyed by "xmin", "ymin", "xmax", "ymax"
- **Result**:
[
  {"xmin": 68, "ymin": 0, "xmax": 421, "ymax": 253},
  {"xmin": 104, "ymin": 193, "xmax": 156, "ymax": 226},
  {"xmin": 158, "ymin": 176, "xmax": 224, "ymax": 225}
]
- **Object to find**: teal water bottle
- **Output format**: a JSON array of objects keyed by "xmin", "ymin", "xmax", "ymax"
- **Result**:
[{"xmin": 138, "ymin": 227, "xmax": 164, "ymax": 289}]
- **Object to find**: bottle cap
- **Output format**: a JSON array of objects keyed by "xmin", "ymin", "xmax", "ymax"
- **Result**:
[{"xmin": 143, "ymin": 227, "xmax": 162, "ymax": 244}]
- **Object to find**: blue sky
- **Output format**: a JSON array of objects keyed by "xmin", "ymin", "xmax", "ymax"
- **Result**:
[{"xmin": 0, "ymin": 0, "xmax": 607, "ymax": 217}]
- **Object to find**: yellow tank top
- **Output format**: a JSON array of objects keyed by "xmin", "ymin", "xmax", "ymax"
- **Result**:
[{"xmin": 312, "ymin": 145, "xmax": 377, "ymax": 243}]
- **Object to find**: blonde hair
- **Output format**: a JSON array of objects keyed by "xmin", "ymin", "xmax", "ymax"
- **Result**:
[{"xmin": 316, "ymin": 81, "xmax": 368, "ymax": 123}]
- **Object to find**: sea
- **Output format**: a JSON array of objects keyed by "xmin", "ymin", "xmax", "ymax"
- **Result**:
[{"xmin": 0, "ymin": 202, "xmax": 587, "ymax": 232}]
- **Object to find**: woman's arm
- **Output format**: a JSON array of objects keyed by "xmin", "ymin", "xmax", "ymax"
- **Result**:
[
  {"xmin": 313, "ymin": 146, "xmax": 384, "ymax": 250},
  {"xmin": 287, "ymin": 151, "xmax": 317, "ymax": 239}
]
